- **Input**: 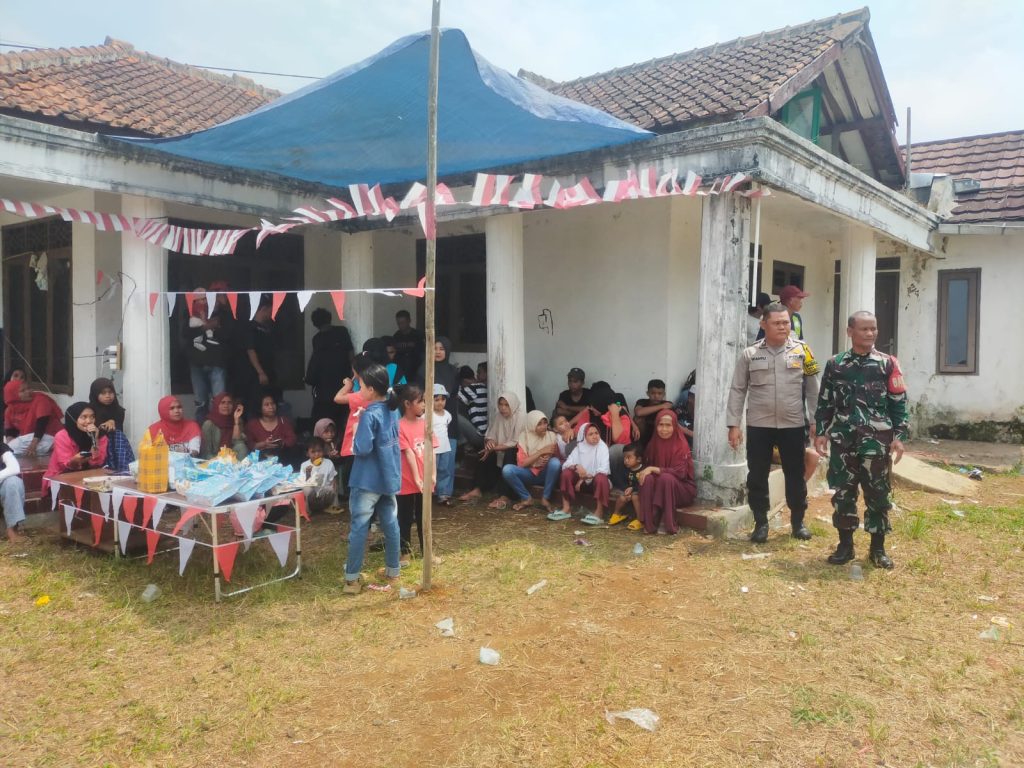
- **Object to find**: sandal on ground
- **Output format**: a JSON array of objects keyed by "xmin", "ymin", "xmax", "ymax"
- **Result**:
[
  {"xmin": 511, "ymin": 500, "xmax": 533, "ymax": 512},
  {"xmin": 546, "ymin": 510, "xmax": 572, "ymax": 521},
  {"xmin": 342, "ymin": 576, "xmax": 364, "ymax": 595},
  {"xmin": 374, "ymin": 567, "xmax": 401, "ymax": 588},
  {"xmin": 581, "ymin": 513, "xmax": 604, "ymax": 526},
  {"xmin": 607, "ymin": 512, "xmax": 628, "ymax": 526},
  {"xmin": 487, "ymin": 498, "xmax": 508, "ymax": 510},
  {"xmin": 627, "ymin": 519, "xmax": 644, "ymax": 532}
]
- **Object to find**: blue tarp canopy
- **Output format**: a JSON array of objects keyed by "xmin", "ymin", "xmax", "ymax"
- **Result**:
[{"xmin": 114, "ymin": 29, "xmax": 652, "ymax": 188}]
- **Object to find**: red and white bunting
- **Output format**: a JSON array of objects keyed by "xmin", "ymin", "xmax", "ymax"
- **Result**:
[
  {"xmin": 63, "ymin": 503, "xmax": 75, "ymax": 536},
  {"xmin": 471, "ymin": 173, "xmax": 515, "ymax": 207},
  {"xmin": 117, "ymin": 520, "xmax": 132, "ymax": 555},
  {"xmin": 178, "ymin": 537, "xmax": 196, "ymax": 575},
  {"xmin": 267, "ymin": 529, "xmax": 292, "ymax": 567},
  {"xmin": 1, "ymin": 166, "xmax": 768, "ymax": 259}
]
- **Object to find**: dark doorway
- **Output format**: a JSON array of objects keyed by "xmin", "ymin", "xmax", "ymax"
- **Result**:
[
  {"xmin": 874, "ymin": 258, "xmax": 900, "ymax": 355},
  {"xmin": 415, "ymin": 233, "xmax": 487, "ymax": 354}
]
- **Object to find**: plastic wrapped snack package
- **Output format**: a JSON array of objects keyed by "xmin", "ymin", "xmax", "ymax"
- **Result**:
[{"xmin": 137, "ymin": 430, "xmax": 169, "ymax": 493}]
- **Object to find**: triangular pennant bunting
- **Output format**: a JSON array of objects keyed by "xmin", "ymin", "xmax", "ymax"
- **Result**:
[
  {"xmin": 72, "ymin": 485, "xmax": 85, "ymax": 509},
  {"xmin": 117, "ymin": 519, "xmax": 132, "ymax": 555},
  {"xmin": 270, "ymin": 291, "xmax": 286, "ymax": 320},
  {"xmin": 185, "ymin": 291, "xmax": 198, "ymax": 317},
  {"xmin": 171, "ymin": 507, "xmax": 203, "ymax": 536},
  {"xmin": 122, "ymin": 495, "xmax": 139, "ymax": 525},
  {"xmin": 296, "ymin": 290, "xmax": 314, "ymax": 312},
  {"xmin": 97, "ymin": 491, "xmax": 112, "ymax": 519},
  {"xmin": 267, "ymin": 529, "xmax": 292, "ymax": 568},
  {"xmin": 148, "ymin": 292, "xmax": 159, "ymax": 315},
  {"xmin": 63, "ymin": 503, "xmax": 74, "ymax": 536},
  {"xmin": 226, "ymin": 292, "xmax": 238, "ymax": 319},
  {"xmin": 293, "ymin": 492, "xmax": 309, "ymax": 522},
  {"xmin": 112, "ymin": 485, "xmax": 126, "ymax": 514},
  {"xmin": 49, "ymin": 481, "xmax": 60, "ymax": 511},
  {"xmin": 151, "ymin": 499, "xmax": 167, "ymax": 530},
  {"xmin": 403, "ymin": 276, "xmax": 427, "ymax": 298},
  {"xmin": 166, "ymin": 293, "xmax": 177, "ymax": 318},
  {"xmin": 91, "ymin": 513, "xmax": 105, "ymax": 547},
  {"xmin": 233, "ymin": 501, "xmax": 261, "ymax": 541},
  {"xmin": 145, "ymin": 529, "xmax": 161, "ymax": 565},
  {"xmin": 206, "ymin": 290, "xmax": 217, "ymax": 308},
  {"xmin": 215, "ymin": 541, "xmax": 240, "ymax": 583},
  {"xmin": 330, "ymin": 291, "xmax": 346, "ymax": 320},
  {"xmin": 178, "ymin": 537, "xmax": 196, "ymax": 576},
  {"xmin": 142, "ymin": 496, "xmax": 157, "ymax": 528},
  {"xmin": 248, "ymin": 291, "xmax": 262, "ymax": 320}
]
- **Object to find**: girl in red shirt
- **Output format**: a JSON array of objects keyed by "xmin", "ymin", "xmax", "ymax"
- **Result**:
[{"xmin": 396, "ymin": 385, "xmax": 438, "ymax": 566}]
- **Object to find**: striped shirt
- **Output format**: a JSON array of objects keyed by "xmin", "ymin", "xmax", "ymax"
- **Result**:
[{"xmin": 459, "ymin": 383, "xmax": 488, "ymax": 435}]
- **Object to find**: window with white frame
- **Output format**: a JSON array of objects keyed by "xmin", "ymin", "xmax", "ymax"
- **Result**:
[{"xmin": 936, "ymin": 268, "xmax": 979, "ymax": 374}]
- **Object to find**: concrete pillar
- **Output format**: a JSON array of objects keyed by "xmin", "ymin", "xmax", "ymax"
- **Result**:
[
  {"xmin": 71, "ymin": 217, "xmax": 100, "ymax": 396},
  {"xmin": 485, "ymin": 213, "xmax": 526, "ymax": 412},
  {"xmin": 838, "ymin": 223, "xmax": 876, "ymax": 348},
  {"xmin": 120, "ymin": 196, "xmax": 170, "ymax": 441},
  {"xmin": 694, "ymin": 194, "xmax": 751, "ymax": 505},
  {"xmin": 340, "ymin": 231, "xmax": 375, "ymax": 349}
]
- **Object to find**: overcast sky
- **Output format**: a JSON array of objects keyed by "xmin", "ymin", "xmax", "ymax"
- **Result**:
[{"xmin": 3, "ymin": 0, "xmax": 1022, "ymax": 142}]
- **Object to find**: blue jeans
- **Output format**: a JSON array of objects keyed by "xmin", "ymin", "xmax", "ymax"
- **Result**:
[
  {"xmin": 502, "ymin": 457, "xmax": 562, "ymax": 502},
  {"xmin": 189, "ymin": 364, "xmax": 227, "ymax": 421},
  {"xmin": 435, "ymin": 438, "xmax": 457, "ymax": 497},
  {"xmin": 1, "ymin": 475, "xmax": 26, "ymax": 529},
  {"xmin": 346, "ymin": 488, "xmax": 400, "ymax": 582}
]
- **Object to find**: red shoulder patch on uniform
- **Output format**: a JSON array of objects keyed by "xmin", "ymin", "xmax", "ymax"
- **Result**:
[{"xmin": 887, "ymin": 355, "xmax": 906, "ymax": 395}]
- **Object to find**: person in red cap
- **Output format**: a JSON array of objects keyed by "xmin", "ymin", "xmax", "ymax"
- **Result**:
[{"xmin": 778, "ymin": 285, "xmax": 809, "ymax": 341}]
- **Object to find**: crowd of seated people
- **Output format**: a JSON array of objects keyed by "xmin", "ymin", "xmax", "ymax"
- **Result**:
[{"xmin": 1, "ymin": 287, "xmax": 703, "ymax": 544}]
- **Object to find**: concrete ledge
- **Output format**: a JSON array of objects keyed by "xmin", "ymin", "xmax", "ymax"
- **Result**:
[{"xmin": 893, "ymin": 455, "xmax": 977, "ymax": 496}]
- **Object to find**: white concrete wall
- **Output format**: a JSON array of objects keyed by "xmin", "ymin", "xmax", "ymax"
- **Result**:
[
  {"xmin": 756, "ymin": 215, "xmax": 839, "ymax": 363},
  {"xmin": 896, "ymin": 233, "xmax": 1024, "ymax": 432},
  {"xmin": 522, "ymin": 198, "xmax": 676, "ymax": 414}
]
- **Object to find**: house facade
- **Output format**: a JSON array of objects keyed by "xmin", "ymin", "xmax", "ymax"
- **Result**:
[{"xmin": 0, "ymin": 9, "xmax": 1012, "ymax": 507}]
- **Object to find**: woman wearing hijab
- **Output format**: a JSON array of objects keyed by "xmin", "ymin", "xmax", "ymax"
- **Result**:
[
  {"xmin": 459, "ymin": 391, "xmax": 526, "ymax": 508},
  {"xmin": 637, "ymin": 411, "xmax": 697, "ymax": 535},
  {"xmin": 552, "ymin": 422, "xmax": 612, "ymax": 524},
  {"xmin": 501, "ymin": 410, "xmax": 562, "ymax": 512},
  {"xmin": 148, "ymin": 396, "xmax": 202, "ymax": 455},
  {"xmin": 88, "ymin": 378, "xmax": 135, "ymax": 473},
  {"xmin": 0, "ymin": 367, "xmax": 26, "ymax": 428},
  {"xmin": 200, "ymin": 392, "xmax": 248, "ymax": 459},
  {"xmin": 43, "ymin": 403, "xmax": 108, "ymax": 492},
  {"xmin": 415, "ymin": 336, "xmax": 459, "ymax": 456},
  {"xmin": 3, "ymin": 380, "xmax": 62, "ymax": 457},
  {"xmin": 245, "ymin": 391, "xmax": 297, "ymax": 460}
]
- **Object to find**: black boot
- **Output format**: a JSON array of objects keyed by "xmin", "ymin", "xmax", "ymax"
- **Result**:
[
  {"xmin": 869, "ymin": 532, "xmax": 894, "ymax": 569},
  {"xmin": 827, "ymin": 529, "xmax": 855, "ymax": 565},
  {"xmin": 790, "ymin": 510, "xmax": 812, "ymax": 540},
  {"xmin": 750, "ymin": 512, "xmax": 769, "ymax": 544}
]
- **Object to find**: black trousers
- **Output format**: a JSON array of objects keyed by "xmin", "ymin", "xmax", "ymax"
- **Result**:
[
  {"xmin": 396, "ymin": 493, "xmax": 423, "ymax": 555},
  {"xmin": 746, "ymin": 426, "xmax": 807, "ymax": 524},
  {"xmin": 472, "ymin": 448, "xmax": 516, "ymax": 496}
]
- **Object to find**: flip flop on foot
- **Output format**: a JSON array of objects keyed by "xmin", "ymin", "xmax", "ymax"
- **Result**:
[
  {"xmin": 459, "ymin": 490, "xmax": 482, "ymax": 502},
  {"xmin": 627, "ymin": 519, "xmax": 644, "ymax": 532},
  {"xmin": 511, "ymin": 500, "xmax": 533, "ymax": 512},
  {"xmin": 487, "ymin": 498, "xmax": 508, "ymax": 510},
  {"xmin": 581, "ymin": 513, "xmax": 604, "ymax": 526},
  {"xmin": 546, "ymin": 510, "xmax": 572, "ymax": 521}
]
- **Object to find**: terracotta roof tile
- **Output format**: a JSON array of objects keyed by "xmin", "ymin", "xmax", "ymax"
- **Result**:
[
  {"xmin": 909, "ymin": 129, "xmax": 1024, "ymax": 189},
  {"xmin": 946, "ymin": 186, "xmax": 1024, "ymax": 223},
  {"xmin": 0, "ymin": 38, "xmax": 278, "ymax": 137},
  {"xmin": 520, "ymin": 10, "xmax": 868, "ymax": 133}
]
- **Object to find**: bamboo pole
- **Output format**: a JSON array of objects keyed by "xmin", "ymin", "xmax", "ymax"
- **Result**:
[{"xmin": 420, "ymin": 0, "xmax": 441, "ymax": 591}]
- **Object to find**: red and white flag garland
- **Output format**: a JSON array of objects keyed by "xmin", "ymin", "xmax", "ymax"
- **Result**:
[
  {"xmin": 1, "ymin": 165, "xmax": 769, "ymax": 258},
  {"xmin": 52, "ymin": 479, "xmax": 299, "ymax": 582}
]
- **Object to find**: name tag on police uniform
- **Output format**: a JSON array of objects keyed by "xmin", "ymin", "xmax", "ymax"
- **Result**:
[{"xmin": 786, "ymin": 354, "xmax": 803, "ymax": 369}]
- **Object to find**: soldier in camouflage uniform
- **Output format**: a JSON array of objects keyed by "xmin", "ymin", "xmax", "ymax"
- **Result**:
[{"xmin": 813, "ymin": 311, "xmax": 908, "ymax": 569}]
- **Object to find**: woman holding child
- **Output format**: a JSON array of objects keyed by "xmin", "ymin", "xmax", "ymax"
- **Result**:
[{"xmin": 637, "ymin": 411, "xmax": 696, "ymax": 534}]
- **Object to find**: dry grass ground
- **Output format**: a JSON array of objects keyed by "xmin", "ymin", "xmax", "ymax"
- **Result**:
[{"xmin": 1, "ymin": 473, "xmax": 1022, "ymax": 768}]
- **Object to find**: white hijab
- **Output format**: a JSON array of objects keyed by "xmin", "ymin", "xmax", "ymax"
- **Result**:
[
  {"xmin": 565, "ymin": 422, "xmax": 610, "ymax": 476},
  {"xmin": 485, "ymin": 391, "xmax": 526, "ymax": 445}
]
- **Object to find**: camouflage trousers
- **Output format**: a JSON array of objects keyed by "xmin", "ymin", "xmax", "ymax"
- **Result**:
[{"xmin": 826, "ymin": 427, "xmax": 894, "ymax": 534}]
